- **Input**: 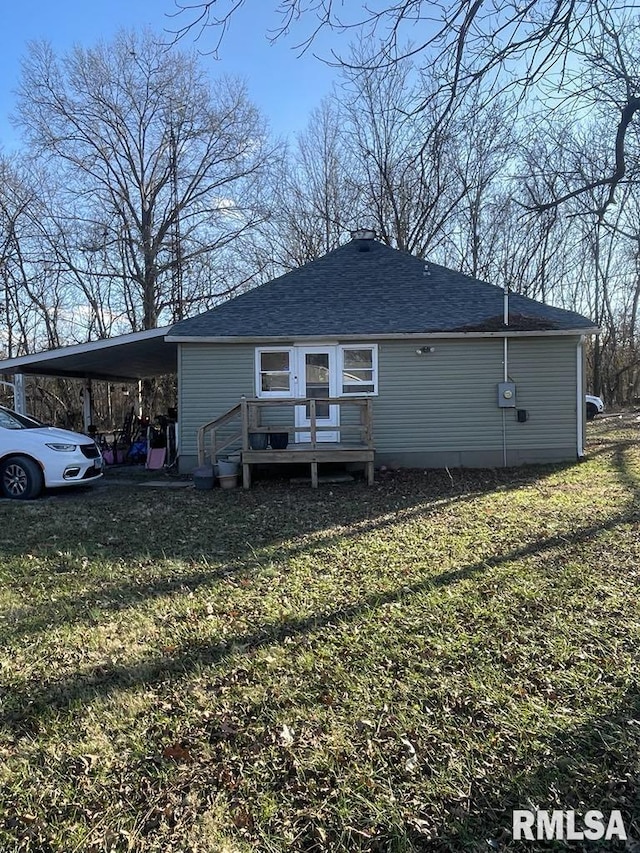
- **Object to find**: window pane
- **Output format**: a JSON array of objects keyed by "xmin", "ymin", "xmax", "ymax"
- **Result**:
[
  {"xmin": 262, "ymin": 373, "xmax": 290, "ymax": 392},
  {"xmin": 343, "ymin": 382, "xmax": 374, "ymax": 394},
  {"xmin": 306, "ymin": 399, "xmax": 330, "ymax": 419},
  {"xmin": 341, "ymin": 347, "xmax": 375, "ymax": 395},
  {"xmin": 261, "ymin": 351, "xmax": 289, "ymax": 372},
  {"xmin": 0, "ymin": 410, "xmax": 22, "ymax": 429},
  {"xmin": 343, "ymin": 349, "xmax": 372, "ymax": 370},
  {"xmin": 306, "ymin": 353, "xmax": 330, "ymax": 418},
  {"xmin": 305, "ymin": 353, "xmax": 329, "ymax": 384},
  {"xmin": 343, "ymin": 369, "xmax": 373, "ymax": 382},
  {"xmin": 259, "ymin": 350, "xmax": 291, "ymax": 395}
]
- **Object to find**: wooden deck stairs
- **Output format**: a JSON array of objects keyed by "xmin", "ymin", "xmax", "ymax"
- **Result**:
[{"xmin": 197, "ymin": 397, "xmax": 374, "ymax": 488}]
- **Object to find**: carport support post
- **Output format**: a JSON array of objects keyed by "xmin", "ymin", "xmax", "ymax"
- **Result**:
[
  {"xmin": 82, "ymin": 379, "xmax": 92, "ymax": 432},
  {"xmin": 13, "ymin": 373, "xmax": 26, "ymax": 415}
]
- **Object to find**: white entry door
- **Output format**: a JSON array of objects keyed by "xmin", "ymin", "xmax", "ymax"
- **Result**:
[{"xmin": 295, "ymin": 347, "xmax": 340, "ymax": 442}]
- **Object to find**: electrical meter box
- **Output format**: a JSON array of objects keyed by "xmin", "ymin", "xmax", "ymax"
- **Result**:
[{"xmin": 497, "ymin": 381, "xmax": 517, "ymax": 408}]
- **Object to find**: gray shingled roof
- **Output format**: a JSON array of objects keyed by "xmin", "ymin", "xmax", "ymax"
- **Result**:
[{"xmin": 168, "ymin": 238, "xmax": 596, "ymax": 338}]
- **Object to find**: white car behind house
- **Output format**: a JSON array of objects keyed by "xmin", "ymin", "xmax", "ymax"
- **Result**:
[
  {"xmin": 0, "ymin": 406, "xmax": 103, "ymax": 499},
  {"xmin": 586, "ymin": 394, "xmax": 605, "ymax": 420}
]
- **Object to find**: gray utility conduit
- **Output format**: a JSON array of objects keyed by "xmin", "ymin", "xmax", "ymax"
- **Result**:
[{"xmin": 503, "ymin": 288, "xmax": 509, "ymax": 468}]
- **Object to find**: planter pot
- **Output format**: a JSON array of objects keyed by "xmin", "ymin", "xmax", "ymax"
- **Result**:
[
  {"xmin": 218, "ymin": 473, "xmax": 238, "ymax": 490},
  {"xmin": 249, "ymin": 432, "xmax": 268, "ymax": 450},
  {"xmin": 269, "ymin": 432, "xmax": 289, "ymax": 450},
  {"xmin": 218, "ymin": 458, "xmax": 239, "ymax": 477},
  {"xmin": 193, "ymin": 464, "xmax": 215, "ymax": 491}
]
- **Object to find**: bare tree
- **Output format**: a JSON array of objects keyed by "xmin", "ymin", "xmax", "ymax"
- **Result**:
[
  {"xmin": 580, "ymin": 181, "xmax": 640, "ymax": 403},
  {"xmin": 16, "ymin": 29, "xmax": 274, "ymax": 333},
  {"xmin": 337, "ymin": 57, "xmax": 465, "ymax": 257},
  {"xmin": 168, "ymin": 0, "xmax": 638, "ymax": 216},
  {"xmin": 166, "ymin": 2, "xmax": 640, "ymax": 407},
  {"xmin": 0, "ymin": 156, "xmax": 72, "ymax": 357},
  {"xmin": 437, "ymin": 98, "xmax": 518, "ymax": 279},
  {"xmin": 523, "ymin": 9, "xmax": 640, "ymax": 215},
  {"xmin": 256, "ymin": 99, "xmax": 354, "ymax": 270},
  {"xmin": 517, "ymin": 120, "xmax": 640, "ymax": 402},
  {"xmin": 0, "ymin": 156, "xmax": 90, "ymax": 422},
  {"xmin": 255, "ymin": 58, "xmax": 511, "ymax": 269}
]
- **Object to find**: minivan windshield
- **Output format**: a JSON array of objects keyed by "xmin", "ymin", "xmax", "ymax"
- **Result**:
[{"xmin": 0, "ymin": 407, "xmax": 44, "ymax": 430}]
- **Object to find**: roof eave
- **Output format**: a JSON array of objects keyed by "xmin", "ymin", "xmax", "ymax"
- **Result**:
[{"xmin": 165, "ymin": 327, "xmax": 599, "ymax": 344}]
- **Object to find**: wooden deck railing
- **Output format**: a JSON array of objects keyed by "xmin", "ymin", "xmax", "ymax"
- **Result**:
[
  {"xmin": 197, "ymin": 396, "xmax": 373, "ymax": 466},
  {"xmin": 196, "ymin": 403, "xmax": 242, "ymax": 466},
  {"xmin": 241, "ymin": 396, "xmax": 373, "ymax": 451}
]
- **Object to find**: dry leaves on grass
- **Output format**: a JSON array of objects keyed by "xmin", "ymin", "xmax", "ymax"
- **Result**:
[{"xmin": 162, "ymin": 743, "xmax": 193, "ymax": 762}]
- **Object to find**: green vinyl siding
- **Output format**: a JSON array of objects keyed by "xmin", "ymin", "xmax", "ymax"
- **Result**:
[
  {"xmin": 371, "ymin": 337, "xmax": 581, "ymax": 467},
  {"xmin": 504, "ymin": 337, "xmax": 578, "ymax": 450},
  {"xmin": 178, "ymin": 335, "xmax": 581, "ymax": 470},
  {"xmin": 372, "ymin": 339, "xmax": 504, "ymax": 453},
  {"xmin": 178, "ymin": 342, "xmax": 255, "ymax": 462},
  {"xmin": 254, "ymin": 405, "xmax": 295, "ymax": 431},
  {"xmin": 371, "ymin": 337, "xmax": 579, "ymax": 454}
]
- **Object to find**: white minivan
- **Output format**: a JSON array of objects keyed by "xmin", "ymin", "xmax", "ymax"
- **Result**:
[{"xmin": 0, "ymin": 406, "xmax": 103, "ymax": 499}]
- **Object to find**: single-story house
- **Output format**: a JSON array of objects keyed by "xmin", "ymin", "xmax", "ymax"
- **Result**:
[{"xmin": 166, "ymin": 230, "xmax": 598, "ymax": 477}]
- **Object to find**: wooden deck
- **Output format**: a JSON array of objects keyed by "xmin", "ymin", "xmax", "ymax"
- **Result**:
[
  {"xmin": 197, "ymin": 397, "xmax": 375, "ymax": 488},
  {"xmin": 241, "ymin": 442, "xmax": 375, "ymax": 488}
]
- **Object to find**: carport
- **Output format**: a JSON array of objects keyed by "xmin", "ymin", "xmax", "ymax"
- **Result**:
[{"xmin": 0, "ymin": 327, "xmax": 178, "ymax": 429}]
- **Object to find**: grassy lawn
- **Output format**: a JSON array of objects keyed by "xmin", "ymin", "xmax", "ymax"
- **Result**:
[{"xmin": 1, "ymin": 416, "xmax": 639, "ymax": 852}]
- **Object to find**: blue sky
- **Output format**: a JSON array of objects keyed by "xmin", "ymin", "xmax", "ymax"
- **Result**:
[{"xmin": 0, "ymin": 0, "xmax": 339, "ymax": 151}]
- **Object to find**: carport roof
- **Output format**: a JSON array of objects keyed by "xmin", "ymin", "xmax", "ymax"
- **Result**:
[{"xmin": 0, "ymin": 327, "xmax": 177, "ymax": 382}]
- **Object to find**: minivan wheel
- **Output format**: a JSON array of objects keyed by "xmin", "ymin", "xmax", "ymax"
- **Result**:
[{"xmin": 0, "ymin": 456, "xmax": 44, "ymax": 500}]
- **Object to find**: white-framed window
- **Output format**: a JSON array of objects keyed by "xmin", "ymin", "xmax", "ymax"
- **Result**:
[
  {"xmin": 255, "ymin": 347, "xmax": 294, "ymax": 398},
  {"xmin": 255, "ymin": 344, "xmax": 378, "ymax": 398},
  {"xmin": 338, "ymin": 345, "xmax": 378, "ymax": 396}
]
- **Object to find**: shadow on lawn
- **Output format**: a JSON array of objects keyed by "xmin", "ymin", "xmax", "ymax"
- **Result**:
[
  {"xmin": 2, "ymin": 460, "xmax": 575, "ymax": 554},
  {"xmin": 3, "ymin": 460, "xmax": 640, "ymax": 731},
  {"xmin": 2, "ymin": 432, "xmax": 638, "ymax": 716},
  {"xmin": 612, "ymin": 442, "xmax": 640, "ymax": 496},
  {"xmin": 430, "ymin": 679, "xmax": 640, "ymax": 853},
  {"xmin": 2, "ymin": 438, "xmax": 639, "ymax": 851},
  {"xmin": 199, "ymin": 676, "xmax": 640, "ymax": 852},
  {"xmin": 0, "ymin": 453, "xmax": 622, "ymax": 648},
  {"xmin": 425, "ymin": 437, "xmax": 640, "ymax": 851}
]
